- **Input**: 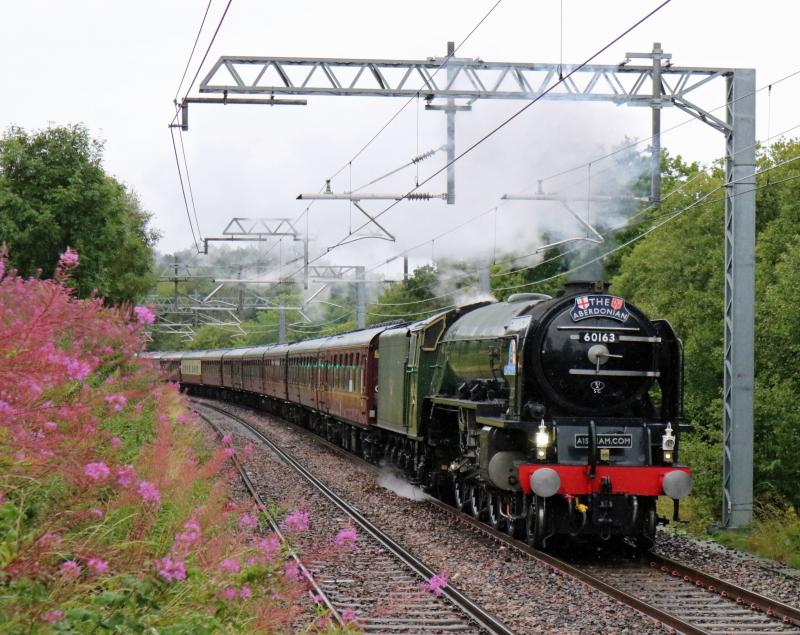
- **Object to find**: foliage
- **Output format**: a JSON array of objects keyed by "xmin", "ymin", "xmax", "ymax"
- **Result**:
[
  {"xmin": 0, "ymin": 124, "xmax": 158, "ymax": 304},
  {"xmin": 614, "ymin": 140, "xmax": 800, "ymax": 519},
  {"xmin": 0, "ymin": 251, "xmax": 348, "ymax": 633}
]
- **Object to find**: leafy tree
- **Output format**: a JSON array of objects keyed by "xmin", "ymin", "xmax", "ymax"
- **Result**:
[{"xmin": 0, "ymin": 124, "xmax": 158, "ymax": 303}]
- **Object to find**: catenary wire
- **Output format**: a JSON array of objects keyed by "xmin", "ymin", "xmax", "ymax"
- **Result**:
[
  {"xmin": 177, "ymin": 129, "xmax": 204, "ymax": 240},
  {"xmin": 169, "ymin": 127, "xmax": 200, "ymax": 253},
  {"xmin": 169, "ymin": 0, "xmax": 235, "ymax": 128},
  {"xmin": 173, "ymin": 0, "xmax": 215, "ymax": 104}
]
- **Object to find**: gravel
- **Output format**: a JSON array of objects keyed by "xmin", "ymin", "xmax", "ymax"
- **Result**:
[
  {"xmin": 196, "ymin": 400, "xmax": 668, "ymax": 634},
  {"xmin": 654, "ymin": 528, "xmax": 800, "ymax": 607}
]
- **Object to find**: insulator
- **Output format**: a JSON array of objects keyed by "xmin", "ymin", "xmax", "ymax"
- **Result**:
[{"xmin": 411, "ymin": 148, "xmax": 437, "ymax": 164}]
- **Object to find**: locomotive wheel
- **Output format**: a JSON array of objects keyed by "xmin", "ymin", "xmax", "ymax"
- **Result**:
[
  {"xmin": 453, "ymin": 478, "xmax": 466, "ymax": 511},
  {"xmin": 636, "ymin": 499, "xmax": 657, "ymax": 551},
  {"xmin": 485, "ymin": 490, "xmax": 503, "ymax": 530},
  {"xmin": 525, "ymin": 495, "xmax": 547, "ymax": 548},
  {"xmin": 504, "ymin": 493, "xmax": 524, "ymax": 539},
  {"xmin": 467, "ymin": 484, "xmax": 486, "ymax": 520}
]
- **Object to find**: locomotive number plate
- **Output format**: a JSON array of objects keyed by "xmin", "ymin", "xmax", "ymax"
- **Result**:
[
  {"xmin": 580, "ymin": 331, "xmax": 617, "ymax": 343},
  {"xmin": 574, "ymin": 434, "xmax": 632, "ymax": 449}
]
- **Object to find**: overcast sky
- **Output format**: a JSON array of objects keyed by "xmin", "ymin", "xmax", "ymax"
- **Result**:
[{"xmin": 3, "ymin": 0, "xmax": 798, "ymax": 280}]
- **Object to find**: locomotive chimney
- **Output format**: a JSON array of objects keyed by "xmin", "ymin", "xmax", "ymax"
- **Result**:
[{"xmin": 558, "ymin": 280, "xmax": 609, "ymax": 297}]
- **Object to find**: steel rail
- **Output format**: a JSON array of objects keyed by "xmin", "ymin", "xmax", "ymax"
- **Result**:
[
  {"xmin": 647, "ymin": 552, "xmax": 800, "ymax": 628},
  {"xmin": 193, "ymin": 408, "xmax": 343, "ymax": 628},
  {"xmin": 193, "ymin": 400, "xmax": 513, "ymax": 635}
]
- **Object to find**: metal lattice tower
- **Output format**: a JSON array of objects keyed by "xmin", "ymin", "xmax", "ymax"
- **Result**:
[{"xmin": 184, "ymin": 43, "xmax": 756, "ymax": 527}]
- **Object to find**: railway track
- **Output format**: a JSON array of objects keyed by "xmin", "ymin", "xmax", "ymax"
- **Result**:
[
  {"xmin": 194, "ymin": 397, "xmax": 800, "ymax": 635},
  {"xmin": 193, "ymin": 399, "xmax": 511, "ymax": 635}
]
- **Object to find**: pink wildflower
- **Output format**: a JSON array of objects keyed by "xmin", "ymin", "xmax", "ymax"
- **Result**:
[
  {"xmin": 223, "ymin": 447, "xmax": 235, "ymax": 458},
  {"xmin": 281, "ymin": 510, "xmax": 309, "ymax": 533},
  {"xmin": 111, "ymin": 436, "xmax": 121, "ymax": 448},
  {"xmin": 335, "ymin": 527, "xmax": 358, "ymax": 549},
  {"xmin": 137, "ymin": 480, "xmax": 161, "ymax": 508},
  {"xmin": 60, "ymin": 560, "xmax": 81, "ymax": 579},
  {"xmin": 104, "ymin": 393, "xmax": 127, "ymax": 412},
  {"xmin": 240, "ymin": 585, "xmax": 252, "ymax": 600},
  {"xmin": 87, "ymin": 557, "xmax": 108, "ymax": 574},
  {"xmin": 43, "ymin": 421, "xmax": 58, "ymax": 432},
  {"xmin": 84, "ymin": 462, "xmax": 110, "ymax": 481},
  {"xmin": 116, "ymin": 465, "xmax": 136, "ymax": 488},
  {"xmin": 41, "ymin": 609, "xmax": 64, "ymax": 624},
  {"xmin": 175, "ymin": 518, "xmax": 201, "ymax": 547},
  {"xmin": 420, "ymin": 573, "xmax": 448, "ymax": 596},
  {"xmin": 222, "ymin": 434, "xmax": 233, "ymax": 445},
  {"xmin": 133, "ymin": 305, "xmax": 156, "ymax": 325},
  {"xmin": 219, "ymin": 558, "xmax": 240, "ymax": 574},
  {"xmin": 221, "ymin": 587, "xmax": 237, "ymax": 601},
  {"xmin": 257, "ymin": 534, "xmax": 280, "ymax": 560},
  {"xmin": 283, "ymin": 560, "xmax": 300, "ymax": 581},
  {"xmin": 242, "ymin": 443, "xmax": 254, "ymax": 459},
  {"xmin": 158, "ymin": 557, "xmax": 187, "ymax": 582},
  {"xmin": 239, "ymin": 513, "xmax": 257, "ymax": 531},
  {"xmin": 58, "ymin": 249, "xmax": 80, "ymax": 270},
  {"xmin": 66, "ymin": 358, "xmax": 91, "ymax": 381},
  {"xmin": 89, "ymin": 508, "xmax": 104, "ymax": 518},
  {"xmin": 341, "ymin": 609, "xmax": 358, "ymax": 623}
]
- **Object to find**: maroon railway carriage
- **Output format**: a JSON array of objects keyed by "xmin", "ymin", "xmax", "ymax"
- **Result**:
[
  {"xmin": 286, "ymin": 338, "xmax": 321, "ymax": 411},
  {"xmin": 317, "ymin": 327, "xmax": 383, "ymax": 428},
  {"xmin": 262, "ymin": 344, "xmax": 290, "ymax": 401}
]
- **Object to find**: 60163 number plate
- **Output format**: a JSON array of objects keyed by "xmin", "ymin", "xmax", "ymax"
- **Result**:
[
  {"xmin": 580, "ymin": 331, "xmax": 617, "ymax": 343},
  {"xmin": 574, "ymin": 434, "xmax": 632, "ymax": 449}
]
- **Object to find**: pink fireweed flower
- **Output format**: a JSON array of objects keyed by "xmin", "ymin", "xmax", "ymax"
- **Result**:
[
  {"xmin": 41, "ymin": 609, "xmax": 64, "ymax": 624},
  {"xmin": 84, "ymin": 462, "xmax": 110, "ymax": 481},
  {"xmin": 223, "ymin": 447, "xmax": 235, "ymax": 458},
  {"xmin": 281, "ymin": 510, "xmax": 309, "ymax": 533},
  {"xmin": 133, "ymin": 305, "xmax": 156, "ymax": 325},
  {"xmin": 44, "ymin": 421, "xmax": 58, "ymax": 432},
  {"xmin": 66, "ymin": 358, "xmax": 91, "ymax": 381},
  {"xmin": 219, "ymin": 558, "xmax": 240, "ymax": 574},
  {"xmin": 420, "ymin": 573, "xmax": 448, "ymax": 596},
  {"xmin": 240, "ymin": 585, "xmax": 252, "ymax": 600},
  {"xmin": 239, "ymin": 513, "xmax": 258, "ymax": 531},
  {"xmin": 257, "ymin": 534, "xmax": 280, "ymax": 560},
  {"xmin": 341, "ymin": 609, "xmax": 358, "ymax": 624},
  {"xmin": 137, "ymin": 480, "xmax": 161, "ymax": 508},
  {"xmin": 89, "ymin": 508, "xmax": 104, "ymax": 518},
  {"xmin": 335, "ymin": 527, "xmax": 358, "ymax": 549},
  {"xmin": 221, "ymin": 433, "xmax": 233, "ymax": 445},
  {"xmin": 158, "ymin": 557, "xmax": 187, "ymax": 582},
  {"xmin": 87, "ymin": 557, "xmax": 108, "ymax": 574},
  {"xmin": 221, "ymin": 587, "xmax": 237, "ymax": 601},
  {"xmin": 111, "ymin": 436, "xmax": 121, "ymax": 448},
  {"xmin": 58, "ymin": 249, "xmax": 80, "ymax": 270},
  {"xmin": 175, "ymin": 518, "xmax": 201, "ymax": 547},
  {"xmin": 104, "ymin": 393, "xmax": 127, "ymax": 412},
  {"xmin": 116, "ymin": 465, "xmax": 136, "ymax": 488},
  {"xmin": 60, "ymin": 560, "xmax": 81, "ymax": 579},
  {"xmin": 283, "ymin": 560, "xmax": 300, "ymax": 581},
  {"xmin": 242, "ymin": 443, "xmax": 254, "ymax": 460}
]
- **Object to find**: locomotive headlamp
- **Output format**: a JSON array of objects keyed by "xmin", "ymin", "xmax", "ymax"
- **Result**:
[
  {"xmin": 535, "ymin": 420, "xmax": 550, "ymax": 460},
  {"xmin": 662, "ymin": 422, "xmax": 676, "ymax": 452},
  {"xmin": 663, "ymin": 450, "xmax": 673, "ymax": 463}
]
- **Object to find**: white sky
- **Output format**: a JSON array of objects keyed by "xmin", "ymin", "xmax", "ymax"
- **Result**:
[{"xmin": 2, "ymin": 0, "xmax": 798, "ymax": 280}]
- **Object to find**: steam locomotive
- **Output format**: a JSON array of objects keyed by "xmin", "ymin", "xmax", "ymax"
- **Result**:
[{"xmin": 150, "ymin": 281, "xmax": 691, "ymax": 549}]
